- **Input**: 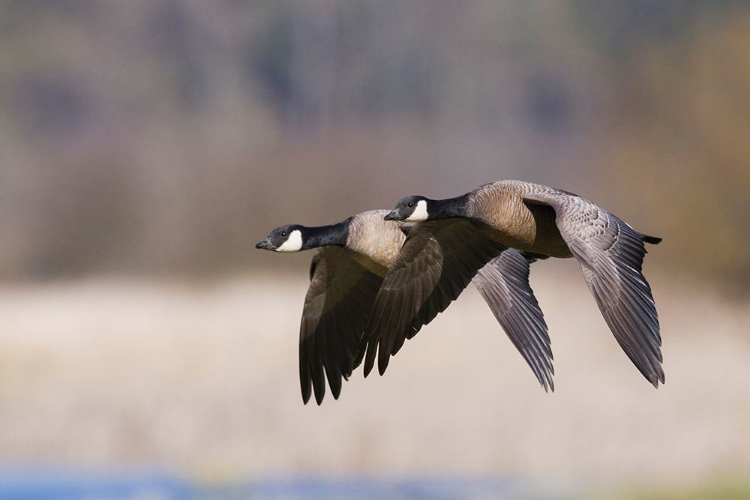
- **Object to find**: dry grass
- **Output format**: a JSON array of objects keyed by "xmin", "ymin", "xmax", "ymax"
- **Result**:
[{"xmin": 0, "ymin": 266, "xmax": 748, "ymax": 491}]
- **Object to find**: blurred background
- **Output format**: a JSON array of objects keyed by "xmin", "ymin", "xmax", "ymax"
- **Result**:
[{"xmin": 1, "ymin": 1, "xmax": 749, "ymax": 499}]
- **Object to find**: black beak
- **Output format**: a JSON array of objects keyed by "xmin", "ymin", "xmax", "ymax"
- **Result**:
[
  {"xmin": 255, "ymin": 237, "xmax": 274, "ymax": 250},
  {"xmin": 384, "ymin": 210, "xmax": 400, "ymax": 221}
]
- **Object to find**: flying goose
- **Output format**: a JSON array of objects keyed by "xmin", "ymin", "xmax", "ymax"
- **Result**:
[
  {"xmin": 356, "ymin": 180, "xmax": 664, "ymax": 388},
  {"xmin": 257, "ymin": 209, "xmax": 554, "ymax": 404}
]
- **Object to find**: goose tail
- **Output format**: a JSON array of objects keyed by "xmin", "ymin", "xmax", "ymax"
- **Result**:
[{"xmin": 640, "ymin": 233, "xmax": 662, "ymax": 245}]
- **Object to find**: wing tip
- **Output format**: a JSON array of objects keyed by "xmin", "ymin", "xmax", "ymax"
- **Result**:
[
  {"xmin": 359, "ymin": 343, "xmax": 390, "ymax": 377},
  {"xmin": 642, "ymin": 362, "xmax": 665, "ymax": 388},
  {"xmin": 361, "ymin": 342, "xmax": 377, "ymax": 378},
  {"xmin": 536, "ymin": 372, "xmax": 554, "ymax": 393},
  {"xmin": 352, "ymin": 344, "xmax": 365, "ymax": 370},
  {"xmin": 652, "ymin": 370, "xmax": 666, "ymax": 388},
  {"xmin": 301, "ymin": 373, "xmax": 312, "ymax": 405},
  {"xmin": 313, "ymin": 388, "xmax": 325, "ymax": 405},
  {"xmin": 377, "ymin": 351, "xmax": 391, "ymax": 376}
]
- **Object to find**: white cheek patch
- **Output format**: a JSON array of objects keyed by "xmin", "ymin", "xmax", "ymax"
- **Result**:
[
  {"xmin": 405, "ymin": 200, "xmax": 429, "ymax": 221},
  {"xmin": 276, "ymin": 230, "xmax": 303, "ymax": 252}
]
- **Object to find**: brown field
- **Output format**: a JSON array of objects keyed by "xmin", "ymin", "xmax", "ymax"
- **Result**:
[{"xmin": 0, "ymin": 266, "xmax": 748, "ymax": 492}]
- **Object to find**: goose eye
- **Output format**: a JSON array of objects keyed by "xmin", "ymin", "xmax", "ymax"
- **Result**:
[
  {"xmin": 407, "ymin": 202, "xmax": 414, "ymax": 208},
  {"xmin": 281, "ymin": 231, "xmax": 287, "ymax": 237}
]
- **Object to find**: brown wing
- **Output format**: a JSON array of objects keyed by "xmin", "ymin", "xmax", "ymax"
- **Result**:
[
  {"xmin": 522, "ymin": 190, "xmax": 664, "ymax": 387},
  {"xmin": 355, "ymin": 219, "xmax": 506, "ymax": 377},
  {"xmin": 301, "ymin": 247, "xmax": 383, "ymax": 404},
  {"xmin": 473, "ymin": 250, "xmax": 554, "ymax": 391}
]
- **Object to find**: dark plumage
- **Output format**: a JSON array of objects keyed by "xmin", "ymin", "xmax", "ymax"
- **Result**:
[{"xmin": 257, "ymin": 211, "xmax": 403, "ymax": 405}]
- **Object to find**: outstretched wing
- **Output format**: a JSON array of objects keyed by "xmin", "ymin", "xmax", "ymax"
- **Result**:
[
  {"xmin": 473, "ymin": 250, "xmax": 554, "ymax": 391},
  {"xmin": 355, "ymin": 219, "xmax": 506, "ymax": 377},
  {"xmin": 301, "ymin": 247, "xmax": 383, "ymax": 404},
  {"xmin": 523, "ymin": 191, "xmax": 664, "ymax": 387}
]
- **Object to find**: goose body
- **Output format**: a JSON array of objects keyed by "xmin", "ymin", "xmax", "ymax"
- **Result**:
[
  {"xmin": 257, "ymin": 209, "xmax": 555, "ymax": 404},
  {"xmin": 256, "ymin": 210, "xmax": 402, "ymax": 405},
  {"xmin": 467, "ymin": 182, "xmax": 573, "ymax": 258},
  {"xmin": 358, "ymin": 180, "xmax": 664, "ymax": 388}
]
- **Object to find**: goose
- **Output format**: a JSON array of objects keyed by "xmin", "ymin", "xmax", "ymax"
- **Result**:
[
  {"xmin": 256, "ymin": 209, "xmax": 554, "ymax": 405},
  {"xmin": 356, "ymin": 180, "xmax": 664, "ymax": 388}
]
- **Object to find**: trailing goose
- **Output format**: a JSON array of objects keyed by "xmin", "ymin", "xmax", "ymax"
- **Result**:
[
  {"xmin": 257, "ymin": 210, "xmax": 554, "ymax": 405},
  {"xmin": 356, "ymin": 180, "xmax": 664, "ymax": 388}
]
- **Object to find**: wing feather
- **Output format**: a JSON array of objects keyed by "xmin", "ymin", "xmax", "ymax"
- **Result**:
[
  {"xmin": 355, "ymin": 220, "xmax": 506, "ymax": 377},
  {"xmin": 522, "ymin": 190, "xmax": 664, "ymax": 386},
  {"xmin": 472, "ymin": 250, "xmax": 554, "ymax": 391},
  {"xmin": 300, "ymin": 247, "xmax": 383, "ymax": 404}
]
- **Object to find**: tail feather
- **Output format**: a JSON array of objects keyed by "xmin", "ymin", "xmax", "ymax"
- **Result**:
[{"xmin": 640, "ymin": 233, "xmax": 662, "ymax": 245}]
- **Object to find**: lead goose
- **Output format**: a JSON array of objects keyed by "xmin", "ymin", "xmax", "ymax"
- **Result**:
[
  {"xmin": 257, "ymin": 210, "xmax": 553, "ymax": 404},
  {"xmin": 356, "ymin": 180, "xmax": 664, "ymax": 388}
]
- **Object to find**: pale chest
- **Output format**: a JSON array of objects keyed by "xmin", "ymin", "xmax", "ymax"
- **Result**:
[
  {"xmin": 346, "ymin": 224, "xmax": 405, "ymax": 275},
  {"xmin": 469, "ymin": 190, "xmax": 571, "ymax": 257}
]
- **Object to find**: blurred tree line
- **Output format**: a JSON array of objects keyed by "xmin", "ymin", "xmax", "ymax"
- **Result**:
[{"xmin": 0, "ymin": 1, "xmax": 747, "ymax": 292}]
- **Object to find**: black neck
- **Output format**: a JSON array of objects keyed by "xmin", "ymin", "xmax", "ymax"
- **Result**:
[
  {"xmin": 432, "ymin": 194, "xmax": 470, "ymax": 219},
  {"xmin": 303, "ymin": 220, "xmax": 350, "ymax": 249}
]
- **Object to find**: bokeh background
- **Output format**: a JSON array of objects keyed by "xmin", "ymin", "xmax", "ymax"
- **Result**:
[{"xmin": 1, "ymin": 1, "xmax": 749, "ymax": 499}]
